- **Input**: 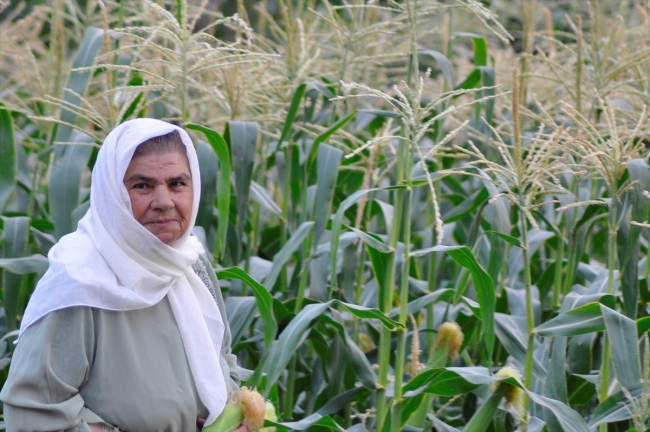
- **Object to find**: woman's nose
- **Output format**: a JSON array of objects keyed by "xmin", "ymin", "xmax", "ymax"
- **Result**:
[{"xmin": 151, "ymin": 185, "xmax": 174, "ymax": 210}]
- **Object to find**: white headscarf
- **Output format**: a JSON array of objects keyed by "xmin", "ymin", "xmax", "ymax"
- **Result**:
[{"xmin": 19, "ymin": 118, "xmax": 227, "ymax": 424}]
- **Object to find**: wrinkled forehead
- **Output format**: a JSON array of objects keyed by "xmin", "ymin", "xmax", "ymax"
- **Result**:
[{"xmin": 100, "ymin": 119, "xmax": 197, "ymax": 182}]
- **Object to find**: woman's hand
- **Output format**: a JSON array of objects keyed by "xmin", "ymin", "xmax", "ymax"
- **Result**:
[{"xmin": 88, "ymin": 424, "xmax": 102, "ymax": 432}]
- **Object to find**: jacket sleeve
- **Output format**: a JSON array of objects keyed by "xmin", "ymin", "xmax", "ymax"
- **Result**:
[
  {"xmin": 0, "ymin": 308, "xmax": 117, "ymax": 432},
  {"xmin": 199, "ymin": 254, "xmax": 241, "ymax": 395}
]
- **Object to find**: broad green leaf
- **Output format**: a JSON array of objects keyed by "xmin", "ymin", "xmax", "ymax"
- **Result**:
[
  {"xmin": 0, "ymin": 254, "xmax": 49, "ymax": 275},
  {"xmin": 306, "ymin": 113, "xmax": 355, "ymax": 172},
  {"xmin": 366, "ymin": 241, "xmax": 392, "ymax": 309},
  {"xmin": 347, "ymin": 226, "xmax": 393, "ymax": 253},
  {"xmin": 1, "ymin": 217, "xmax": 30, "ymax": 332},
  {"xmin": 329, "ymin": 186, "xmax": 404, "ymax": 290},
  {"xmin": 402, "ymin": 368, "xmax": 485, "ymax": 397},
  {"xmin": 388, "ymin": 288, "xmax": 454, "ymax": 318},
  {"xmin": 494, "ymin": 313, "xmax": 547, "ymax": 378},
  {"xmin": 249, "ymin": 181, "xmax": 282, "ymax": 218},
  {"xmin": 479, "ymin": 67, "xmax": 496, "ymax": 126},
  {"xmin": 419, "ymin": 49, "xmax": 455, "ymax": 88},
  {"xmin": 313, "ymin": 144, "xmax": 343, "ymax": 248},
  {"xmin": 332, "ymin": 300, "xmax": 402, "ymax": 331},
  {"xmin": 186, "ymin": 124, "xmax": 231, "ymax": 259},
  {"xmin": 455, "ymin": 69, "xmax": 481, "ymax": 91},
  {"xmin": 217, "ymin": 266, "xmax": 276, "ymax": 349},
  {"xmin": 535, "ymin": 302, "xmax": 604, "ymax": 336},
  {"xmin": 525, "ymin": 391, "xmax": 589, "ymax": 432},
  {"xmin": 49, "ymin": 138, "xmax": 93, "ymax": 238},
  {"xmin": 588, "ymin": 383, "xmax": 644, "ymax": 427},
  {"xmin": 484, "ymin": 230, "xmax": 522, "ymax": 247},
  {"xmin": 265, "ymin": 414, "xmax": 343, "ymax": 431},
  {"xmin": 317, "ymin": 314, "xmax": 378, "ymax": 389},
  {"xmin": 307, "ymin": 81, "xmax": 336, "ymax": 99},
  {"xmin": 225, "ymin": 121, "xmax": 258, "ymax": 262},
  {"xmin": 441, "ymin": 187, "xmax": 488, "ymax": 223},
  {"xmin": 279, "ymin": 83, "xmax": 307, "ymax": 144},
  {"xmin": 403, "ymin": 367, "xmax": 520, "ymax": 398},
  {"xmin": 262, "ymin": 302, "xmax": 331, "ymax": 394},
  {"xmin": 637, "ymin": 316, "xmax": 650, "ymax": 334},
  {"xmin": 410, "ymin": 245, "xmax": 495, "ymax": 362},
  {"xmin": 0, "ymin": 104, "xmax": 16, "ymax": 212},
  {"xmin": 545, "ymin": 336, "xmax": 568, "ymax": 402},
  {"xmin": 486, "ymin": 197, "xmax": 510, "ymax": 282},
  {"xmin": 195, "ymin": 141, "xmax": 218, "ymax": 253},
  {"xmin": 30, "ymin": 227, "xmax": 57, "ymax": 256},
  {"xmin": 618, "ymin": 158, "xmax": 650, "ymax": 319},
  {"xmin": 54, "ymin": 27, "xmax": 105, "ymax": 150},
  {"xmin": 601, "ymin": 305, "xmax": 640, "ymax": 388},
  {"xmin": 507, "ymin": 230, "xmax": 554, "ymax": 282},
  {"xmin": 264, "ymin": 221, "xmax": 314, "ymax": 290},
  {"xmin": 224, "ymin": 297, "xmax": 257, "ymax": 346}
]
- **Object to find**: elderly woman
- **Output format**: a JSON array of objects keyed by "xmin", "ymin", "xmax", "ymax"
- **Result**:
[{"xmin": 0, "ymin": 119, "xmax": 248, "ymax": 432}]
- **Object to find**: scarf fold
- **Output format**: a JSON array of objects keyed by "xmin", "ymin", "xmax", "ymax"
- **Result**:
[{"xmin": 19, "ymin": 118, "xmax": 227, "ymax": 424}]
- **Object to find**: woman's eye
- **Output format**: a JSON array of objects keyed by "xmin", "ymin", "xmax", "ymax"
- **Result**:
[{"xmin": 133, "ymin": 183, "xmax": 148, "ymax": 189}]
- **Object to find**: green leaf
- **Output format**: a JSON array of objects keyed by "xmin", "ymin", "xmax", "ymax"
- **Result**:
[
  {"xmin": 332, "ymin": 300, "xmax": 402, "ymax": 331},
  {"xmin": 441, "ymin": 187, "xmax": 489, "ymax": 223},
  {"xmin": 402, "ymin": 368, "xmax": 488, "ymax": 397},
  {"xmin": 0, "ymin": 254, "xmax": 49, "ymax": 275},
  {"xmin": 249, "ymin": 181, "xmax": 282, "ymax": 218},
  {"xmin": 525, "ymin": 391, "xmax": 589, "ymax": 432},
  {"xmin": 279, "ymin": 83, "xmax": 307, "ymax": 144},
  {"xmin": 217, "ymin": 266, "xmax": 277, "ymax": 349},
  {"xmin": 1, "ymin": 217, "xmax": 30, "ymax": 332},
  {"xmin": 329, "ymin": 186, "xmax": 405, "ymax": 291},
  {"xmin": 484, "ymin": 230, "xmax": 522, "ymax": 247},
  {"xmin": 195, "ymin": 142, "xmax": 218, "ymax": 252},
  {"xmin": 455, "ymin": 69, "xmax": 481, "ymax": 91},
  {"xmin": 264, "ymin": 221, "xmax": 315, "ymax": 290},
  {"xmin": 49, "ymin": 138, "xmax": 93, "ymax": 239},
  {"xmin": 225, "ymin": 121, "xmax": 258, "ymax": 262},
  {"xmin": 0, "ymin": 104, "xmax": 16, "ymax": 212},
  {"xmin": 545, "ymin": 336, "xmax": 568, "ymax": 404},
  {"xmin": 535, "ymin": 302, "xmax": 605, "ymax": 336},
  {"xmin": 265, "ymin": 414, "xmax": 343, "ymax": 431},
  {"xmin": 262, "ymin": 302, "xmax": 331, "ymax": 394},
  {"xmin": 388, "ymin": 288, "xmax": 454, "ymax": 318},
  {"xmin": 306, "ymin": 113, "xmax": 355, "ymax": 172},
  {"xmin": 224, "ymin": 297, "xmax": 257, "ymax": 346},
  {"xmin": 588, "ymin": 383, "xmax": 644, "ymax": 427},
  {"xmin": 403, "ymin": 367, "xmax": 520, "ymax": 398},
  {"xmin": 54, "ymin": 27, "xmax": 105, "ymax": 149},
  {"xmin": 479, "ymin": 67, "xmax": 496, "ymax": 125},
  {"xmin": 452, "ymin": 32, "xmax": 488, "ymax": 66},
  {"xmin": 313, "ymin": 144, "xmax": 343, "ymax": 248},
  {"xmin": 419, "ymin": 49, "xmax": 455, "ymax": 88},
  {"xmin": 186, "ymin": 124, "xmax": 231, "ymax": 260},
  {"xmin": 347, "ymin": 226, "xmax": 393, "ymax": 253},
  {"xmin": 601, "ymin": 305, "xmax": 640, "ymax": 388},
  {"xmin": 494, "ymin": 313, "xmax": 547, "ymax": 378},
  {"xmin": 619, "ymin": 158, "xmax": 650, "ymax": 319},
  {"xmin": 410, "ymin": 245, "xmax": 495, "ymax": 362}
]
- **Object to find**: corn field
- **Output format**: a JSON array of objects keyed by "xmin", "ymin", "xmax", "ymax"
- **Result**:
[{"xmin": 0, "ymin": 0, "xmax": 649, "ymax": 430}]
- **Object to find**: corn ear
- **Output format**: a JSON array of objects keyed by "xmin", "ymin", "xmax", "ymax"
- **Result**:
[
  {"xmin": 203, "ymin": 403, "xmax": 245, "ymax": 432},
  {"xmin": 204, "ymin": 387, "xmax": 267, "ymax": 432}
]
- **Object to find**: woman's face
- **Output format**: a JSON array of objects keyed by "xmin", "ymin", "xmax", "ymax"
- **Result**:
[{"xmin": 123, "ymin": 150, "xmax": 193, "ymax": 245}]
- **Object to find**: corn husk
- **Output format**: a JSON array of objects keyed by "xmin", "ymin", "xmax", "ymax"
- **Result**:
[{"xmin": 204, "ymin": 387, "xmax": 267, "ymax": 432}]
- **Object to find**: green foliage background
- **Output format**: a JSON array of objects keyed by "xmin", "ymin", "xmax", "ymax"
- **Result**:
[{"xmin": 0, "ymin": 0, "xmax": 649, "ymax": 430}]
